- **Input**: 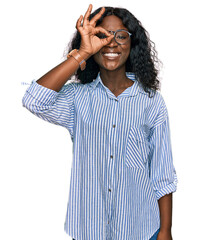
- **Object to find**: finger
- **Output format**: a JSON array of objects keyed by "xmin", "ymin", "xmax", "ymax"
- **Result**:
[
  {"xmin": 90, "ymin": 7, "xmax": 105, "ymax": 27},
  {"xmin": 94, "ymin": 27, "xmax": 115, "ymax": 45},
  {"xmin": 76, "ymin": 15, "xmax": 83, "ymax": 31},
  {"xmin": 94, "ymin": 26, "xmax": 111, "ymax": 37},
  {"xmin": 83, "ymin": 4, "xmax": 93, "ymax": 27},
  {"xmin": 101, "ymin": 35, "xmax": 115, "ymax": 46}
]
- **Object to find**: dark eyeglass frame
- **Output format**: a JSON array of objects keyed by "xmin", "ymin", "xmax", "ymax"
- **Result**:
[{"xmin": 107, "ymin": 29, "xmax": 132, "ymax": 45}]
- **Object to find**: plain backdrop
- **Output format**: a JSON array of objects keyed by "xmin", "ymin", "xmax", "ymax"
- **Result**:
[{"xmin": 1, "ymin": 0, "xmax": 198, "ymax": 239}]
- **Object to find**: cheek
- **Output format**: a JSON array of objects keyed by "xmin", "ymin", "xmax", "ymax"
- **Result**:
[
  {"xmin": 93, "ymin": 52, "xmax": 104, "ymax": 67},
  {"xmin": 118, "ymin": 43, "xmax": 131, "ymax": 59},
  {"xmin": 123, "ymin": 45, "xmax": 131, "ymax": 58},
  {"xmin": 119, "ymin": 49, "xmax": 131, "ymax": 64}
]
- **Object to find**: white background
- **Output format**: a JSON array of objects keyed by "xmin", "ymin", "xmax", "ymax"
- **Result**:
[{"xmin": 1, "ymin": 0, "xmax": 198, "ymax": 239}]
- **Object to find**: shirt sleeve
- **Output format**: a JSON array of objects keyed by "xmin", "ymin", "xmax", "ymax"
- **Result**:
[
  {"xmin": 148, "ymin": 95, "xmax": 178, "ymax": 200},
  {"xmin": 22, "ymin": 80, "xmax": 77, "ymax": 141}
]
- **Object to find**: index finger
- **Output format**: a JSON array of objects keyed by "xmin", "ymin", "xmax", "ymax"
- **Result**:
[
  {"xmin": 83, "ymin": 4, "xmax": 93, "ymax": 27},
  {"xmin": 90, "ymin": 7, "xmax": 105, "ymax": 27}
]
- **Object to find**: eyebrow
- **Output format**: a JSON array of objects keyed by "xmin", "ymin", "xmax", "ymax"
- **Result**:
[{"xmin": 105, "ymin": 28, "xmax": 129, "ymax": 32}]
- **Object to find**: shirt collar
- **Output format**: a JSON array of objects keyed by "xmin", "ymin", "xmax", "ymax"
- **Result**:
[{"xmin": 90, "ymin": 72, "xmax": 144, "ymax": 98}]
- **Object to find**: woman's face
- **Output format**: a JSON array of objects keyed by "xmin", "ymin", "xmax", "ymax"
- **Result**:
[{"xmin": 93, "ymin": 15, "xmax": 131, "ymax": 72}]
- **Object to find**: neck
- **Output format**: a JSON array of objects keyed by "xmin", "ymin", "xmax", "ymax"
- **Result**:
[{"xmin": 99, "ymin": 68, "xmax": 131, "ymax": 90}]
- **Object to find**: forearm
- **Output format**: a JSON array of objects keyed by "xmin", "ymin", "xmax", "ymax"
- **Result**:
[
  {"xmin": 158, "ymin": 193, "xmax": 173, "ymax": 232},
  {"xmin": 36, "ymin": 50, "xmax": 90, "ymax": 92}
]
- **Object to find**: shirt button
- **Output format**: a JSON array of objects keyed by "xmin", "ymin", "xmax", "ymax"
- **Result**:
[
  {"xmin": 109, "ymin": 188, "xmax": 111, "ymax": 192},
  {"xmin": 108, "ymin": 221, "xmax": 109, "ymax": 224},
  {"xmin": 113, "ymin": 124, "xmax": 116, "ymax": 128},
  {"xmin": 110, "ymin": 155, "xmax": 113, "ymax": 158}
]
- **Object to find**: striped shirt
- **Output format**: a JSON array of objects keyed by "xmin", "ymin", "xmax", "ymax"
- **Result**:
[{"xmin": 22, "ymin": 72, "xmax": 177, "ymax": 240}]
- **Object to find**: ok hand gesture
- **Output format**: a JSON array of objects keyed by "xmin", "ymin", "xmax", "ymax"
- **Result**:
[{"xmin": 76, "ymin": 4, "xmax": 114, "ymax": 58}]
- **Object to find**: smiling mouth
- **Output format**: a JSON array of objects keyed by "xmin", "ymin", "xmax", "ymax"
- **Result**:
[{"xmin": 102, "ymin": 52, "xmax": 121, "ymax": 59}]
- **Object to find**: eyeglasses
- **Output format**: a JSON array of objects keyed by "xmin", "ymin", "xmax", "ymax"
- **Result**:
[{"xmin": 96, "ymin": 29, "xmax": 132, "ymax": 45}]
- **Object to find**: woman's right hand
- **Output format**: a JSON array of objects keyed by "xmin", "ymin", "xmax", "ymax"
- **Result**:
[{"xmin": 76, "ymin": 4, "xmax": 114, "ymax": 59}]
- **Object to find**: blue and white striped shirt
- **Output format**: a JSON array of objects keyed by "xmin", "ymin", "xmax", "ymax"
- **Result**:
[{"xmin": 22, "ymin": 72, "xmax": 177, "ymax": 240}]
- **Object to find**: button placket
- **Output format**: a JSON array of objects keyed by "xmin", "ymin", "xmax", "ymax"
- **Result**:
[{"xmin": 107, "ymin": 98, "xmax": 119, "ymax": 226}]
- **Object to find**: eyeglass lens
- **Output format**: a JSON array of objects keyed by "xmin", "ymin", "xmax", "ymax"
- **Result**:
[
  {"xmin": 115, "ymin": 31, "xmax": 130, "ymax": 44},
  {"xmin": 96, "ymin": 30, "xmax": 130, "ymax": 45}
]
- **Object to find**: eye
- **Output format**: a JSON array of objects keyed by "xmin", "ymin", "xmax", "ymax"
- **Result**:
[
  {"xmin": 116, "ymin": 32, "xmax": 128, "ymax": 40},
  {"xmin": 117, "ymin": 35, "xmax": 127, "ymax": 40},
  {"xmin": 96, "ymin": 33, "xmax": 107, "ymax": 39}
]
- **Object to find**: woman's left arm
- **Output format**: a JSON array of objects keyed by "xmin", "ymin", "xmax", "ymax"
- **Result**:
[
  {"xmin": 148, "ymin": 93, "xmax": 178, "ymax": 240},
  {"xmin": 157, "ymin": 193, "xmax": 173, "ymax": 240}
]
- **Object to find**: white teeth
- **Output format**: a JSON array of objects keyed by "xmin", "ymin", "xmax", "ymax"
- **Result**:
[{"xmin": 103, "ymin": 53, "xmax": 119, "ymax": 57}]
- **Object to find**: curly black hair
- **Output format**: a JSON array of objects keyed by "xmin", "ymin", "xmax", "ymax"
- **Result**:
[{"xmin": 65, "ymin": 6, "xmax": 162, "ymax": 97}]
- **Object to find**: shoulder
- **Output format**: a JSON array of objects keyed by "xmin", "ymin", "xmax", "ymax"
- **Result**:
[
  {"xmin": 138, "ymin": 82, "xmax": 166, "ymax": 108},
  {"xmin": 151, "ymin": 90, "xmax": 166, "ymax": 107},
  {"xmin": 149, "ymin": 91, "xmax": 169, "ymax": 128},
  {"xmin": 60, "ymin": 80, "xmax": 95, "ymax": 100},
  {"xmin": 60, "ymin": 80, "xmax": 85, "ymax": 94},
  {"xmin": 138, "ymin": 85, "xmax": 169, "ymax": 128}
]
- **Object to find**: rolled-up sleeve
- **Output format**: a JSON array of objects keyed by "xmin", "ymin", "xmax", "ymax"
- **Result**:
[
  {"xmin": 148, "ymin": 97, "xmax": 178, "ymax": 200},
  {"xmin": 22, "ymin": 80, "xmax": 77, "ymax": 141}
]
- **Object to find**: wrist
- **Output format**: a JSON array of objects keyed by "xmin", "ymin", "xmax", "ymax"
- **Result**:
[
  {"xmin": 78, "ymin": 49, "xmax": 91, "ymax": 61},
  {"xmin": 159, "ymin": 227, "xmax": 172, "ymax": 233},
  {"xmin": 67, "ymin": 49, "xmax": 87, "ymax": 71},
  {"xmin": 158, "ymin": 229, "xmax": 172, "ymax": 240}
]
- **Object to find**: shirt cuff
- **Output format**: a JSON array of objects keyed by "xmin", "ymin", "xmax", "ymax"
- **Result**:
[
  {"xmin": 26, "ymin": 80, "xmax": 58, "ymax": 105},
  {"xmin": 155, "ymin": 174, "xmax": 178, "ymax": 200}
]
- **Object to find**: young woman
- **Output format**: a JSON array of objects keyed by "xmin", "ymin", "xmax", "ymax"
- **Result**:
[{"xmin": 22, "ymin": 4, "xmax": 177, "ymax": 240}]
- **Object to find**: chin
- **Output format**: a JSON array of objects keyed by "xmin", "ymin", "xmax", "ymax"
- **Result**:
[
  {"xmin": 94, "ymin": 54, "xmax": 127, "ymax": 72},
  {"xmin": 97, "ymin": 58, "xmax": 120, "ymax": 70},
  {"xmin": 101, "ymin": 62, "xmax": 124, "ymax": 71}
]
